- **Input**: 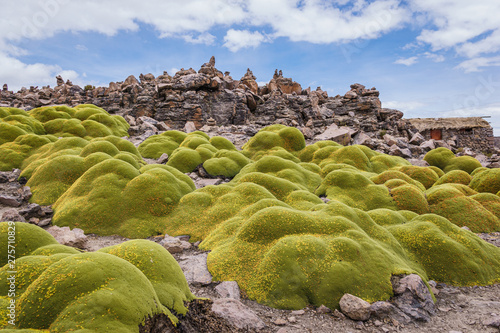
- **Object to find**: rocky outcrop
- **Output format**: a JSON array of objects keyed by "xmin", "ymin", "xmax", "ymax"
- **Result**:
[{"xmin": 0, "ymin": 57, "xmax": 412, "ymax": 138}]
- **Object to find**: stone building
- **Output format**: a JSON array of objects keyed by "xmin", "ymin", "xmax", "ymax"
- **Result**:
[{"xmin": 408, "ymin": 117, "xmax": 494, "ymax": 151}]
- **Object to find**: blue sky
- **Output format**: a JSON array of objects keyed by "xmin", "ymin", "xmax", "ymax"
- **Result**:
[{"xmin": 1, "ymin": 0, "xmax": 500, "ymax": 134}]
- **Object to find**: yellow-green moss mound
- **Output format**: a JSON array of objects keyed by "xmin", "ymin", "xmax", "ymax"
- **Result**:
[
  {"xmin": 200, "ymin": 201, "xmax": 500, "ymax": 310},
  {"xmin": 424, "ymin": 148, "xmax": 481, "ymax": 174},
  {"xmin": 469, "ymin": 168, "xmax": 500, "ymax": 194},
  {"xmin": 242, "ymin": 124, "xmax": 306, "ymax": 159},
  {"xmin": 52, "ymin": 160, "xmax": 195, "ymax": 238},
  {"xmin": 29, "ymin": 104, "xmax": 129, "ymax": 139},
  {"xmin": 22, "ymin": 136, "xmax": 144, "ymax": 205},
  {"xmin": 138, "ymin": 130, "xmax": 187, "ymax": 159},
  {"xmin": 0, "ymin": 222, "xmax": 195, "ymax": 331},
  {"xmin": 203, "ymin": 149, "xmax": 251, "ymax": 178},
  {"xmin": 426, "ymin": 184, "xmax": 500, "ymax": 232}
]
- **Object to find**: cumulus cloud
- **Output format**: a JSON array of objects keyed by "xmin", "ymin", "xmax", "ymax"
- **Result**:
[
  {"xmin": 0, "ymin": 51, "xmax": 81, "ymax": 91},
  {"xmin": 394, "ymin": 56, "xmax": 419, "ymax": 66},
  {"xmin": 223, "ymin": 29, "xmax": 270, "ymax": 52},
  {"xmin": 181, "ymin": 32, "xmax": 216, "ymax": 45},
  {"xmin": 423, "ymin": 52, "xmax": 445, "ymax": 62},
  {"xmin": 455, "ymin": 56, "xmax": 500, "ymax": 73},
  {"xmin": 411, "ymin": 0, "xmax": 500, "ymax": 58}
]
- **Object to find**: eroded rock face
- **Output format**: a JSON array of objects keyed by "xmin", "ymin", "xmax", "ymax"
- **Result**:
[{"xmin": 0, "ymin": 57, "xmax": 415, "ymax": 141}]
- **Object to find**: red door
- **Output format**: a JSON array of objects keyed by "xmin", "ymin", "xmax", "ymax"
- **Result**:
[{"xmin": 430, "ymin": 129, "xmax": 442, "ymax": 140}]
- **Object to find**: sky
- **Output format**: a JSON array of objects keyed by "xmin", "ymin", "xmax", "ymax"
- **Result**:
[{"xmin": 1, "ymin": 0, "xmax": 500, "ymax": 134}]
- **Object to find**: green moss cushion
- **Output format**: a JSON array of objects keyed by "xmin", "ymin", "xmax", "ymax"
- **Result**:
[
  {"xmin": 316, "ymin": 169, "xmax": 397, "ymax": 211},
  {"xmin": 426, "ymin": 185, "xmax": 500, "ymax": 232},
  {"xmin": 52, "ymin": 160, "xmax": 195, "ymax": 238},
  {"xmin": 243, "ymin": 124, "xmax": 306, "ymax": 159},
  {"xmin": 424, "ymin": 148, "xmax": 481, "ymax": 174},
  {"xmin": 203, "ymin": 150, "xmax": 251, "ymax": 178},
  {"xmin": 22, "ymin": 136, "xmax": 144, "ymax": 205},
  {"xmin": 0, "ymin": 223, "xmax": 194, "ymax": 331},
  {"xmin": 469, "ymin": 168, "xmax": 500, "ymax": 194}
]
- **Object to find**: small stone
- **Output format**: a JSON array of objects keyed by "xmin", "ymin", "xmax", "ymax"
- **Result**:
[
  {"xmin": 159, "ymin": 236, "xmax": 184, "ymax": 253},
  {"xmin": 0, "ymin": 195, "xmax": 22, "ymax": 207},
  {"xmin": 29, "ymin": 217, "xmax": 40, "ymax": 224},
  {"xmin": 184, "ymin": 121, "xmax": 197, "ymax": 133},
  {"xmin": 291, "ymin": 310, "xmax": 305, "ymax": 316},
  {"xmin": 215, "ymin": 281, "xmax": 241, "ymax": 300},
  {"xmin": 37, "ymin": 218, "xmax": 52, "ymax": 227},
  {"xmin": 273, "ymin": 318, "xmax": 287, "ymax": 326},
  {"xmin": 333, "ymin": 309, "xmax": 346, "ymax": 319},
  {"xmin": 339, "ymin": 293, "xmax": 371, "ymax": 321},
  {"xmin": 276, "ymin": 328, "xmax": 289, "ymax": 333},
  {"xmin": 157, "ymin": 153, "xmax": 169, "ymax": 164},
  {"xmin": 46, "ymin": 225, "xmax": 87, "ymax": 249},
  {"xmin": 178, "ymin": 253, "xmax": 212, "ymax": 286},
  {"xmin": 461, "ymin": 226, "xmax": 471, "ymax": 231},
  {"xmin": 1, "ymin": 209, "xmax": 26, "ymax": 222},
  {"xmin": 374, "ymin": 320, "xmax": 383, "ymax": 327},
  {"xmin": 175, "ymin": 235, "xmax": 190, "ymax": 242},
  {"xmin": 212, "ymin": 298, "xmax": 266, "ymax": 330},
  {"xmin": 287, "ymin": 316, "xmax": 297, "ymax": 323},
  {"xmin": 317, "ymin": 305, "xmax": 332, "ymax": 314}
]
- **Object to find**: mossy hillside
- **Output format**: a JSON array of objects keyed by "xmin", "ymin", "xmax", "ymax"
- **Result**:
[
  {"xmin": 0, "ymin": 109, "xmax": 45, "ymax": 136},
  {"xmin": 251, "ymin": 147, "xmax": 302, "ymax": 163},
  {"xmin": 29, "ymin": 104, "xmax": 129, "ymax": 138},
  {"xmin": 298, "ymin": 141, "xmax": 342, "ymax": 163},
  {"xmin": 98, "ymin": 240, "xmax": 196, "ymax": 315},
  {"xmin": 242, "ymin": 124, "xmax": 306, "ymax": 159},
  {"xmin": 394, "ymin": 165, "xmax": 440, "ymax": 189},
  {"xmin": 22, "ymin": 137, "xmax": 144, "ymax": 205},
  {"xmin": 369, "ymin": 154, "xmax": 411, "ymax": 174},
  {"xmin": 424, "ymin": 147, "xmax": 456, "ymax": 170},
  {"xmin": 202, "ymin": 201, "xmax": 425, "ymax": 310},
  {"xmin": 389, "ymin": 184, "xmax": 430, "ymax": 215},
  {"xmin": 0, "ymin": 223, "xmax": 198, "ymax": 331},
  {"xmin": 425, "ymin": 185, "xmax": 500, "ymax": 232},
  {"xmin": 316, "ymin": 169, "xmax": 397, "ymax": 211},
  {"xmin": 14, "ymin": 252, "xmax": 171, "ymax": 332},
  {"xmin": 469, "ymin": 168, "xmax": 500, "ymax": 194},
  {"xmin": 387, "ymin": 214, "xmax": 500, "ymax": 285},
  {"xmin": 231, "ymin": 155, "xmax": 322, "ymax": 194},
  {"xmin": 424, "ymin": 148, "xmax": 481, "ymax": 174},
  {"xmin": 138, "ymin": 130, "xmax": 187, "ymax": 159},
  {"xmin": 0, "ymin": 222, "xmax": 75, "ymax": 267},
  {"xmin": 165, "ymin": 132, "xmax": 234, "ymax": 173},
  {"xmin": 28, "ymin": 105, "xmax": 75, "ymax": 123},
  {"xmin": 203, "ymin": 149, "xmax": 251, "ymax": 178},
  {"xmin": 433, "ymin": 170, "xmax": 472, "ymax": 186},
  {"xmin": 163, "ymin": 182, "xmax": 277, "ymax": 241},
  {"xmin": 371, "ymin": 170, "xmax": 426, "ymax": 191},
  {"xmin": 0, "ymin": 134, "xmax": 56, "ymax": 171},
  {"xmin": 52, "ymin": 160, "xmax": 195, "ymax": 238}
]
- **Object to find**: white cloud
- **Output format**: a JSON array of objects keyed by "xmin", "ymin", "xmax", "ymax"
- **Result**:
[
  {"xmin": 383, "ymin": 100, "xmax": 425, "ymax": 111},
  {"xmin": 394, "ymin": 56, "xmax": 418, "ymax": 66},
  {"xmin": 423, "ymin": 52, "xmax": 444, "ymax": 62},
  {"xmin": 0, "ymin": 51, "xmax": 81, "ymax": 91},
  {"xmin": 455, "ymin": 56, "xmax": 500, "ymax": 73},
  {"xmin": 75, "ymin": 44, "xmax": 88, "ymax": 51},
  {"xmin": 223, "ymin": 29, "xmax": 270, "ymax": 52},
  {"xmin": 411, "ymin": 0, "xmax": 500, "ymax": 59},
  {"xmin": 181, "ymin": 32, "xmax": 216, "ymax": 45}
]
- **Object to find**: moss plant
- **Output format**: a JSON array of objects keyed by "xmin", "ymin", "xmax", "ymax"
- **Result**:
[
  {"xmin": 433, "ymin": 170, "xmax": 472, "ymax": 186},
  {"xmin": 242, "ymin": 124, "xmax": 306, "ymax": 159},
  {"xmin": 52, "ymin": 161, "xmax": 195, "ymax": 237},
  {"xmin": 0, "ymin": 223, "xmax": 196, "ymax": 331},
  {"xmin": 469, "ymin": 168, "xmax": 500, "ymax": 194},
  {"xmin": 203, "ymin": 150, "xmax": 251, "ymax": 178},
  {"xmin": 394, "ymin": 165, "xmax": 439, "ymax": 189},
  {"xmin": 316, "ymin": 169, "xmax": 397, "ymax": 211},
  {"xmin": 426, "ymin": 185, "xmax": 500, "ymax": 232}
]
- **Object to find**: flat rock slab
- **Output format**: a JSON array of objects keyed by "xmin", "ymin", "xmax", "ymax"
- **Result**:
[
  {"xmin": 212, "ymin": 298, "xmax": 266, "ymax": 330},
  {"xmin": 178, "ymin": 252, "xmax": 213, "ymax": 286}
]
